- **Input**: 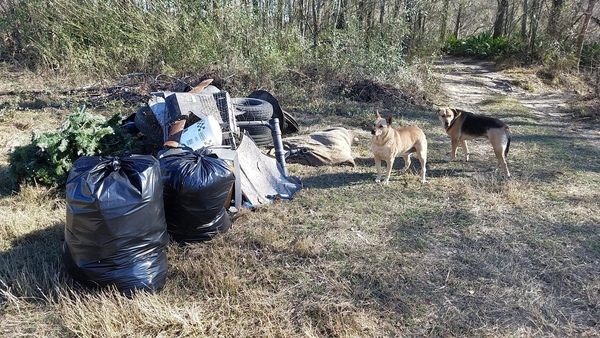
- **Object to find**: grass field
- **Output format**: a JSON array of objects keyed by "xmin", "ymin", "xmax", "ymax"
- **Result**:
[{"xmin": 1, "ymin": 63, "xmax": 599, "ymax": 337}]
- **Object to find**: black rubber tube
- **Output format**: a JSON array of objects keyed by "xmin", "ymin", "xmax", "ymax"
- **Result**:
[
  {"xmin": 237, "ymin": 119, "xmax": 287, "ymax": 176},
  {"xmin": 269, "ymin": 118, "xmax": 287, "ymax": 177}
]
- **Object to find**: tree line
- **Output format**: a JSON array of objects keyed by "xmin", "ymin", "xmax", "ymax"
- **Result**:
[
  {"xmin": 0, "ymin": 0, "xmax": 598, "ymax": 82},
  {"xmin": 231, "ymin": 0, "xmax": 599, "ymax": 64}
]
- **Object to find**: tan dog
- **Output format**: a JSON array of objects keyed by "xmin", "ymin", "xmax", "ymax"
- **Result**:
[
  {"xmin": 436, "ymin": 107, "xmax": 511, "ymax": 177},
  {"xmin": 371, "ymin": 111, "xmax": 427, "ymax": 184}
]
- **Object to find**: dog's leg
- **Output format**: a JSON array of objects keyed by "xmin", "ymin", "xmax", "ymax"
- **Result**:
[
  {"xmin": 383, "ymin": 157, "xmax": 395, "ymax": 185},
  {"xmin": 460, "ymin": 140, "xmax": 470, "ymax": 161},
  {"xmin": 492, "ymin": 143, "xmax": 510, "ymax": 178},
  {"xmin": 490, "ymin": 132, "xmax": 511, "ymax": 178},
  {"xmin": 400, "ymin": 154, "xmax": 411, "ymax": 173},
  {"xmin": 444, "ymin": 139, "xmax": 460, "ymax": 162},
  {"xmin": 374, "ymin": 155, "xmax": 382, "ymax": 183},
  {"xmin": 416, "ymin": 151, "xmax": 427, "ymax": 183}
]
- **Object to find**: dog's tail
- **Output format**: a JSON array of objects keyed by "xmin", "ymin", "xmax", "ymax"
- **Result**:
[{"xmin": 504, "ymin": 126, "xmax": 511, "ymax": 156}]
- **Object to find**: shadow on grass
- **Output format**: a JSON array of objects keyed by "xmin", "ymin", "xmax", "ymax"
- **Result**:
[
  {"xmin": 0, "ymin": 165, "xmax": 17, "ymax": 198},
  {"xmin": 300, "ymin": 155, "xmax": 443, "ymax": 189},
  {"xmin": 359, "ymin": 155, "xmax": 480, "ymax": 179},
  {"xmin": 300, "ymin": 155, "xmax": 487, "ymax": 190},
  {"xmin": 295, "ymin": 176, "xmax": 599, "ymax": 335},
  {"xmin": 301, "ymin": 172, "xmax": 372, "ymax": 189},
  {"xmin": 0, "ymin": 222, "xmax": 68, "ymax": 299}
]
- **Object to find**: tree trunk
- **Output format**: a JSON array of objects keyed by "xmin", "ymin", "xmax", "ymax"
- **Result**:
[
  {"xmin": 528, "ymin": 0, "xmax": 542, "ymax": 63},
  {"xmin": 547, "ymin": 0, "xmax": 564, "ymax": 38},
  {"xmin": 299, "ymin": 0, "xmax": 306, "ymax": 37},
  {"xmin": 336, "ymin": 0, "xmax": 347, "ymax": 29},
  {"xmin": 311, "ymin": 0, "xmax": 319, "ymax": 48},
  {"xmin": 367, "ymin": 0, "xmax": 375, "ymax": 39},
  {"xmin": 402, "ymin": 0, "xmax": 415, "ymax": 55},
  {"xmin": 454, "ymin": 2, "xmax": 463, "ymax": 38},
  {"xmin": 521, "ymin": 0, "xmax": 528, "ymax": 39},
  {"xmin": 596, "ymin": 69, "xmax": 600, "ymax": 97},
  {"xmin": 358, "ymin": 0, "xmax": 366, "ymax": 28},
  {"xmin": 276, "ymin": 0, "xmax": 284, "ymax": 31},
  {"xmin": 493, "ymin": 0, "xmax": 509, "ymax": 38},
  {"xmin": 379, "ymin": 0, "xmax": 386, "ymax": 24},
  {"xmin": 440, "ymin": 0, "xmax": 450, "ymax": 42},
  {"xmin": 576, "ymin": 0, "xmax": 598, "ymax": 70},
  {"xmin": 505, "ymin": 0, "xmax": 515, "ymax": 36},
  {"xmin": 392, "ymin": 0, "xmax": 400, "ymax": 19}
]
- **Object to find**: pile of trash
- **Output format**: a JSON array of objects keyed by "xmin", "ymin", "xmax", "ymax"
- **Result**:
[{"xmin": 63, "ymin": 83, "xmax": 305, "ymax": 295}]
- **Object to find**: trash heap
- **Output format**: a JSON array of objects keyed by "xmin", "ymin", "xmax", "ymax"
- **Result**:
[{"xmin": 63, "ymin": 83, "xmax": 303, "ymax": 295}]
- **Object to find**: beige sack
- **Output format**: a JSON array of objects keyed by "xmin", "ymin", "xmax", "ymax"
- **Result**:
[{"xmin": 280, "ymin": 127, "xmax": 356, "ymax": 167}]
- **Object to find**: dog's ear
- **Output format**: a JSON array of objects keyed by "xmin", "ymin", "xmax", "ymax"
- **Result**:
[
  {"xmin": 386, "ymin": 114, "xmax": 393, "ymax": 125},
  {"xmin": 376, "ymin": 110, "xmax": 381, "ymax": 118},
  {"xmin": 450, "ymin": 107, "xmax": 461, "ymax": 117}
]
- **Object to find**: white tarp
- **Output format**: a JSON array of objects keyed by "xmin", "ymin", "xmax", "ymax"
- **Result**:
[{"xmin": 237, "ymin": 134, "xmax": 302, "ymax": 206}]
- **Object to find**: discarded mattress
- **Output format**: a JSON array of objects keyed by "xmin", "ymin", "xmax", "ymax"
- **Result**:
[
  {"xmin": 279, "ymin": 127, "xmax": 356, "ymax": 166},
  {"xmin": 237, "ymin": 134, "xmax": 302, "ymax": 206}
]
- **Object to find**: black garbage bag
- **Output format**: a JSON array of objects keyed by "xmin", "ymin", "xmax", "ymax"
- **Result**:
[
  {"xmin": 63, "ymin": 154, "xmax": 169, "ymax": 296},
  {"xmin": 158, "ymin": 147, "xmax": 235, "ymax": 242}
]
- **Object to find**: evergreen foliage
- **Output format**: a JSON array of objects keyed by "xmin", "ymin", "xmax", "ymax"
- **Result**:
[{"xmin": 8, "ymin": 106, "xmax": 141, "ymax": 188}]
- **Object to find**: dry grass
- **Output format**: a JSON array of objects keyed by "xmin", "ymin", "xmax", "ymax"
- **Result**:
[{"xmin": 1, "ymin": 66, "xmax": 600, "ymax": 337}]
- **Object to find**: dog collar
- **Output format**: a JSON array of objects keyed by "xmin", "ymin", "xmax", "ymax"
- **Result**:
[{"xmin": 445, "ymin": 116, "xmax": 457, "ymax": 130}]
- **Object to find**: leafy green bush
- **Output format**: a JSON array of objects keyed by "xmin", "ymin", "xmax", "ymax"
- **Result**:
[
  {"xmin": 8, "ymin": 106, "xmax": 141, "ymax": 188},
  {"xmin": 581, "ymin": 42, "xmax": 600, "ymax": 69},
  {"xmin": 443, "ymin": 33, "xmax": 510, "ymax": 59}
]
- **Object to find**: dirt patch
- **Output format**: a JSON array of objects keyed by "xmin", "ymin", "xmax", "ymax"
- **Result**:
[
  {"xmin": 433, "ymin": 56, "xmax": 600, "ymax": 150},
  {"xmin": 325, "ymin": 79, "xmax": 424, "ymax": 109},
  {"xmin": 346, "ymin": 79, "xmax": 418, "ymax": 105}
]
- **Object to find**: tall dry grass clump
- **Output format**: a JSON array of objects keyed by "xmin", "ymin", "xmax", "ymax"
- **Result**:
[{"xmin": 0, "ymin": 0, "xmax": 432, "ymax": 102}]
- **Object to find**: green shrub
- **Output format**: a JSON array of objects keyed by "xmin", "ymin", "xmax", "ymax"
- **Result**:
[
  {"xmin": 581, "ymin": 42, "xmax": 600, "ymax": 69},
  {"xmin": 8, "ymin": 106, "xmax": 141, "ymax": 188},
  {"xmin": 443, "ymin": 33, "xmax": 510, "ymax": 59}
]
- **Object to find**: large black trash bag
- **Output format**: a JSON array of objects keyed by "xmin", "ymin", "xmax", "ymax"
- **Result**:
[
  {"xmin": 158, "ymin": 147, "xmax": 235, "ymax": 242},
  {"xmin": 63, "ymin": 154, "xmax": 169, "ymax": 296}
]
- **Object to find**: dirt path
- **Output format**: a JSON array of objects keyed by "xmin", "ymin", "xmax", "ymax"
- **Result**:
[
  {"xmin": 434, "ymin": 57, "xmax": 574, "ymax": 115},
  {"xmin": 433, "ymin": 57, "xmax": 600, "ymax": 150}
]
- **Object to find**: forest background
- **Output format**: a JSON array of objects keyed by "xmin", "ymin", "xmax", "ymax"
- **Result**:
[{"xmin": 1, "ymin": 0, "xmax": 599, "ymax": 97}]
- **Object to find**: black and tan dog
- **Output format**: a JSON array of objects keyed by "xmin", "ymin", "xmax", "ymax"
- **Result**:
[
  {"xmin": 436, "ymin": 107, "xmax": 511, "ymax": 177},
  {"xmin": 371, "ymin": 111, "xmax": 427, "ymax": 184}
]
